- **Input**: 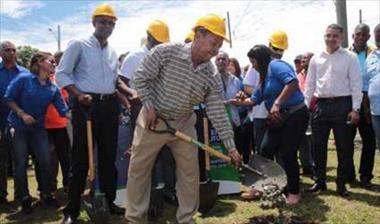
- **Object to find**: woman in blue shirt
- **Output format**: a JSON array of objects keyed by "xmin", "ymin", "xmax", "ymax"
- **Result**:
[
  {"xmin": 4, "ymin": 52, "xmax": 68, "ymax": 213},
  {"xmin": 228, "ymin": 45, "xmax": 309, "ymax": 205}
]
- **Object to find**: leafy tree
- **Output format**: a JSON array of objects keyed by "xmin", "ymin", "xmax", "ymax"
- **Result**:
[{"xmin": 17, "ymin": 45, "xmax": 39, "ymax": 68}]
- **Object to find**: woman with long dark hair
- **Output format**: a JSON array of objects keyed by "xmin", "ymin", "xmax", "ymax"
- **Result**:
[
  {"xmin": 4, "ymin": 52, "xmax": 68, "ymax": 213},
  {"xmin": 228, "ymin": 44, "xmax": 309, "ymax": 205}
]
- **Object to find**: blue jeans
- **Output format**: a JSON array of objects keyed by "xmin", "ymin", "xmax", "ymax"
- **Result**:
[
  {"xmin": 13, "ymin": 128, "xmax": 52, "ymax": 200},
  {"xmin": 253, "ymin": 118, "xmax": 267, "ymax": 155},
  {"xmin": 372, "ymin": 115, "xmax": 380, "ymax": 150}
]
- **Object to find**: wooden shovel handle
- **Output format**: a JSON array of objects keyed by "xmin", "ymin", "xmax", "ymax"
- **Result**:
[
  {"xmin": 87, "ymin": 120, "xmax": 95, "ymax": 182},
  {"xmin": 203, "ymin": 117, "xmax": 210, "ymax": 170},
  {"xmin": 175, "ymin": 130, "xmax": 231, "ymax": 163}
]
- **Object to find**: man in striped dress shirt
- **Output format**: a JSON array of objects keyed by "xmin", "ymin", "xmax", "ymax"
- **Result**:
[{"xmin": 125, "ymin": 14, "xmax": 241, "ymax": 224}]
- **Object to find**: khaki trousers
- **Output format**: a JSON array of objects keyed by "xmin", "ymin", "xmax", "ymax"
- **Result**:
[{"xmin": 126, "ymin": 107, "xmax": 199, "ymax": 224}]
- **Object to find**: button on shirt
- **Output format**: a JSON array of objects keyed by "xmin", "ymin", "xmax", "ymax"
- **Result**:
[
  {"xmin": 363, "ymin": 49, "xmax": 380, "ymax": 115},
  {"xmin": 0, "ymin": 62, "xmax": 29, "ymax": 127},
  {"xmin": 120, "ymin": 45, "xmax": 149, "ymax": 89},
  {"xmin": 252, "ymin": 59, "xmax": 304, "ymax": 110},
  {"xmin": 56, "ymin": 35, "xmax": 119, "ymax": 94},
  {"xmin": 304, "ymin": 47, "xmax": 362, "ymax": 110},
  {"xmin": 134, "ymin": 43, "xmax": 235, "ymax": 150},
  {"xmin": 4, "ymin": 73, "xmax": 68, "ymax": 129}
]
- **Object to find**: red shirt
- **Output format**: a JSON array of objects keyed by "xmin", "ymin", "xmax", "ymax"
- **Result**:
[{"xmin": 45, "ymin": 75, "xmax": 68, "ymax": 129}]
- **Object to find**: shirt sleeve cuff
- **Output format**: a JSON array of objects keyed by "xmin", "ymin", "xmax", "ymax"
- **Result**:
[{"xmin": 223, "ymin": 138, "xmax": 236, "ymax": 151}]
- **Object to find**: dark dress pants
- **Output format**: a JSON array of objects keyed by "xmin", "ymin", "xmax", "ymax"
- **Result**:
[
  {"xmin": 312, "ymin": 97, "xmax": 354, "ymax": 186},
  {"xmin": 63, "ymin": 97, "xmax": 119, "ymax": 218},
  {"xmin": 349, "ymin": 107, "xmax": 376, "ymax": 182}
]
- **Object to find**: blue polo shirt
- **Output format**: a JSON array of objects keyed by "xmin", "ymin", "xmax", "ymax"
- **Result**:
[
  {"xmin": 252, "ymin": 59, "xmax": 304, "ymax": 110},
  {"xmin": 0, "ymin": 62, "xmax": 29, "ymax": 127},
  {"xmin": 363, "ymin": 49, "xmax": 380, "ymax": 115},
  {"xmin": 4, "ymin": 72, "xmax": 68, "ymax": 129}
]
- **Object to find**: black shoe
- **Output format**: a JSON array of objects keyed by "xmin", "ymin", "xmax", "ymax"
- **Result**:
[
  {"xmin": 0, "ymin": 196, "xmax": 7, "ymax": 204},
  {"xmin": 109, "ymin": 203, "xmax": 125, "ymax": 215},
  {"xmin": 21, "ymin": 197, "xmax": 33, "ymax": 214},
  {"xmin": 61, "ymin": 215, "xmax": 77, "ymax": 224},
  {"xmin": 337, "ymin": 185, "xmax": 349, "ymax": 197},
  {"xmin": 164, "ymin": 192, "xmax": 178, "ymax": 206},
  {"xmin": 360, "ymin": 180, "xmax": 373, "ymax": 189},
  {"xmin": 306, "ymin": 183, "xmax": 327, "ymax": 193},
  {"xmin": 42, "ymin": 195, "xmax": 59, "ymax": 208}
]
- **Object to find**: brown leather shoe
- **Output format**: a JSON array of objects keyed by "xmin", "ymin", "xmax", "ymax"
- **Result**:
[{"xmin": 241, "ymin": 188, "xmax": 262, "ymax": 200}]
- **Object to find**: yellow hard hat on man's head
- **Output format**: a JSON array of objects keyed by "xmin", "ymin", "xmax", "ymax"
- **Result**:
[
  {"xmin": 147, "ymin": 20, "xmax": 170, "ymax": 43},
  {"xmin": 184, "ymin": 31, "xmax": 194, "ymax": 43},
  {"xmin": 92, "ymin": 4, "xmax": 117, "ymax": 21},
  {"xmin": 193, "ymin": 13, "xmax": 229, "ymax": 42},
  {"xmin": 269, "ymin": 30, "xmax": 288, "ymax": 50}
]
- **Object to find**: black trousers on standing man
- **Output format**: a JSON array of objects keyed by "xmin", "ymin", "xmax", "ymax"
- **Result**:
[{"xmin": 63, "ymin": 96, "xmax": 119, "ymax": 218}]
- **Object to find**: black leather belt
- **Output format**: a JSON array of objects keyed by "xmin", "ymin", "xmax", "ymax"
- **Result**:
[
  {"xmin": 86, "ymin": 92, "xmax": 116, "ymax": 101},
  {"xmin": 318, "ymin": 96, "xmax": 351, "ymax": 103}
]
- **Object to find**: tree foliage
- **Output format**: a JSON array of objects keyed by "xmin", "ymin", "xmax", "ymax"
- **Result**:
[{"xmin": 17, "ymin": 45, "xmax": 39, "ymax": 68}]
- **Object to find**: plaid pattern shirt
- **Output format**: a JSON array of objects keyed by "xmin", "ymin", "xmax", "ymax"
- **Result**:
[{"xmin": 134, "ymin": 43, "xmax": 235, "ymax": 150}]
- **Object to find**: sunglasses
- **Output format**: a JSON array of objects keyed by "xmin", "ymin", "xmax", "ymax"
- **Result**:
[{"xmin": 96, "ymin": 19, "xmax": 116, "ymax": 27}]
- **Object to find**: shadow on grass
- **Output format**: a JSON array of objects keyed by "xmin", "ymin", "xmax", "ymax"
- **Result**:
[
  {"xmin": 199, "ymin": 199, "xmax": 237, "ymax": 218},
  {"xmin": 5, "ymin": 205, "xmax": 63, "ymax": 224}
]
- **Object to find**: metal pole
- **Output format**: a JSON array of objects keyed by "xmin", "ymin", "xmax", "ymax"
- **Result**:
[
  {"xmin": 58, "ymin": 25, "xmax": 61, "ymax": 51},
  {"xmin": 227, "ymin": 11, "xmax": 232, "ymax": 48},
  {"xmin": 335, "ymin": 0, "xmax": 348, "ymax": 47},
  {"xmin": 359, "ymin": 9, "xmax": 362, "ymax": 24}
]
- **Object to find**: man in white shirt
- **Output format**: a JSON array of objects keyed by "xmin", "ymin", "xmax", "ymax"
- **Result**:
[{"xmin": 304, "ymin": 24, "xmax": 362, "ymax": 197}]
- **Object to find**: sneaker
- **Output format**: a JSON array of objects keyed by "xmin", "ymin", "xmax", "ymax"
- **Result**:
[
  {"xmin": 21, "ymin": 197, "xmax": 33, "ymax": 214},
  {"xmin": 286, "ymin": 193, "xmax": 300, "ymax": 205}
]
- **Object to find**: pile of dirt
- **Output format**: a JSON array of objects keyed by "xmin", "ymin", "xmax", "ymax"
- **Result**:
[{"xmin": 248, "ymin": 214, "xmax": 319, "ymax": 224}]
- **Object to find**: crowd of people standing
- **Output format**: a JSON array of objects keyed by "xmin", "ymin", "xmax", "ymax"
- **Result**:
[{"xmin": 0, "ymin": 3, "xmax": 379, "ymax": 224}]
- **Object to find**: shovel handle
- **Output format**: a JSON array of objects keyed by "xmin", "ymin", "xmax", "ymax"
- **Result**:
[
  {"xmin": 87, "ymin": 120, "xmax": 95, "ymax": 182},
  {"xmin": 175, "ymin": 131, "xmax": 231, "ymax": 163},
  {"xmin": 203, "ymin": 117, "xmax": 210, "ymax": 171}
]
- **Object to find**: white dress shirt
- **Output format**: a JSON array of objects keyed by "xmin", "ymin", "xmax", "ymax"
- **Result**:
[
  {"xmin": 243, "ymin": 66, "xmax": 268, "ymax": 120},
  {"xmin": 120, "ymin": 45, "xmax": 149, "ymax": 89},
  {"xmin": 304, "ymin": 47, "xmax": 363, "ymax": 110},
  {"xmin": 56, "ymin": 35, "xmax": 119, "ymax": 94}
]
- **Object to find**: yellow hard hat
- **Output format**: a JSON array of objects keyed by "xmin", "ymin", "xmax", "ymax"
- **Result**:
[
  {"xmin": 184, "ymin": 31, "xmax": 194, "ymax": 43},
  {"xmin": 92, "ymin": 4, "xmax": 117, "ymax": 21},
  {"xmin": 194, "ymin": 13, "xmax": 229, "ymax": 42},
  {"xmin": 269, "ymin": 30, "xmax": 288, "ymax": 50},
  {"xmin": 147, "ymin": 20, "xmax": 170, "ymax": 43}
]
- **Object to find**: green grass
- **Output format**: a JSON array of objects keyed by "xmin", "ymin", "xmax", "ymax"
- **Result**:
[{"xmin": 1, "ymin": 140, "xmax": 380, "ymax": 224}]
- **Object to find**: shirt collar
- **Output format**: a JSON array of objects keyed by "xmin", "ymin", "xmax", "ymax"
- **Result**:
[
  {"xmin": 350, "ymin": 44, "xmax": 369, "ymax": 54},
  {"xmin": 31, "ymin": 73, "xmax": 52, "ymax": 85},
  {"xmin": 0, "ymin": 62, "xmax": 23, "ymax": 72},
  {"xmin": 178, "ymin": 43, "xmax": 192, "ymax": 60},
  {"xmin": 90, "ymin": 34, "xmax": 108, "ymax": 49},
  {"xmin": 323, "ymin": 46, "xmax": 344, "ymax": 55}
]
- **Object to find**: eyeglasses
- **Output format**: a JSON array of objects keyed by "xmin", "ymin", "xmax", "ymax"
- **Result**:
[
  {"xmin": 96, "ymin": 19, "xmax": 116, "ymax": 27},
  {"xmin": 216, "ymin": 57, "xmax": 228, "ymax": 61}
]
